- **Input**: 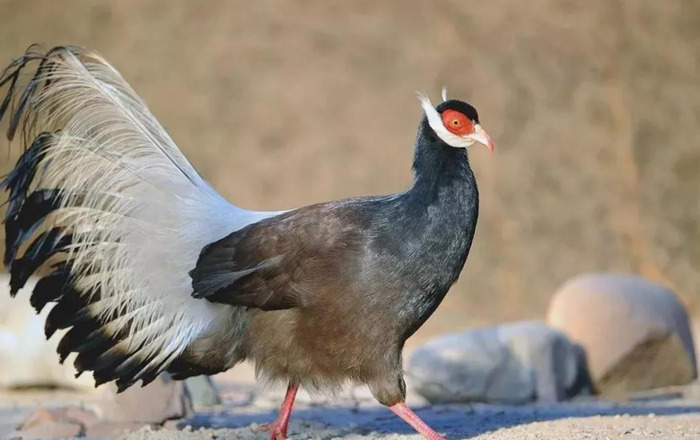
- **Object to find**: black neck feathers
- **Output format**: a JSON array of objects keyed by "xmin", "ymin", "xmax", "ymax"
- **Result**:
[
  {"xmin": 385, "ymin": 117, "xmax": 479, "ymax": 340},
  {"xmin": 410, "ymin": 118, "xmax": 473, "ymax": 202}
]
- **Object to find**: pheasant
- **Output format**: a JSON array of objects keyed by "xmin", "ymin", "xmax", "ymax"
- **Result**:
[{"xmin": 0, "ymin": 46, "xmax": 493, "ymax": 440}]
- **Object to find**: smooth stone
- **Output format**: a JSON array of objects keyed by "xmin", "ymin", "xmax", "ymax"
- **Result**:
[
  {"xmin": 548, "ymin": 273, "xmax": 697, "ymax": 396},
  {"xmin": 408, "ymin": 321, "xmax": 588, "ymax": 403}
]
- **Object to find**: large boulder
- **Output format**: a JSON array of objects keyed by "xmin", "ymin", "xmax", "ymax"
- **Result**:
[
  {"xmin": 407, "ymin": 321, "xmax": 588, "ymax": 403},
  {"xmin": 547, "ymin": 273, "xmax": 697, "ymax": 396}
]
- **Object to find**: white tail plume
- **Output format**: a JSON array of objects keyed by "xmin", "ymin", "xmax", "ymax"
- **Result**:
[{"xmin": 0, "ymin": 46, "xmax": 276, "ymax": 389}]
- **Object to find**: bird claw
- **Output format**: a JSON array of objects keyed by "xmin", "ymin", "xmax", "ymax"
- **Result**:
[{"xmin": 256, "ymin": 421, "xmax": 288, "ymax": 440}]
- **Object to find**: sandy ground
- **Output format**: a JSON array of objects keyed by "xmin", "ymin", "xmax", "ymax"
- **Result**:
[
  {"xmin": 128, "ymin": 377, "xmax": 700, "ymax": 440},
  {"xmin": 122, "ymin": 408, "xmax": 700, "ymax": 440},
  {"xmin": 5, "ymin": 394, "xmax": 700, "ymax": 440},
  {"xmin": 2, "ymin": 364, "xmax": 700, "ymax": 440}
]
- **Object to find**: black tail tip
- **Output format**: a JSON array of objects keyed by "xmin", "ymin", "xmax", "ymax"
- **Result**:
[{"xmin": 116, "ymin": 381, "xmax": 133, "ymax": 393}]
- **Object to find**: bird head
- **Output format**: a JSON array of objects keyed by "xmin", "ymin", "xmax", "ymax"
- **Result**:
[{"xmin": 418, "ymin": 90, "xmax": 494, "ymax": 152}]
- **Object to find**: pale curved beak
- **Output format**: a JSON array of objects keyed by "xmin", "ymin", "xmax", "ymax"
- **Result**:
[{"xmin": 467, "ymin": 124, "xmax": 495, "ymax": 152}]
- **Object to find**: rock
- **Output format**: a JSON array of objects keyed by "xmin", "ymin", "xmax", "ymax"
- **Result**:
[
  {"xmin": 0, "ymin": 276, "xmax": 95, "ymax": 390},
  {"xmin": 547, "ymin": 273, "xmax": 697, "ymax": 396},
  {"xmin": 60, "ymin": 406, "xmax": 100, "ymax": 428},
  {"xmin": 407, "ymin": 321, "xmax": 587, "ymax": 403},
  {"xmin": 20, "ymin": 407, "xmax": 99, "ymax": 429},
  {"xmin": 184, "ymin": 376, "xmax": 221, "ymax": 408},
  {"xmin": 14, "ymin": 405, "xmax": 160, "ymax": 438},
  {"xmin": 162, "ymin": 419, "xmax": 183, "ymax": 430},
  {"xmin": 683, "ymin": 379, "xmax": 700, "ymax": 400},
  {"xmin": 13, "ymin": 421, "xmax": 82, "ymax": 439},
  {"xmin": 13, "ymin": 407, "xmax": 99, "ymax": 439},
  {"xmin": 692, "ymin": 318, "xmax": 700, "ymax": 370},
  {"xmin": 97, "ymin": 374, "xmax": 193, "ymax": 423},
  {"xmin": 20, "ymin": 409, "xmax": 56, "ymax": 430}
]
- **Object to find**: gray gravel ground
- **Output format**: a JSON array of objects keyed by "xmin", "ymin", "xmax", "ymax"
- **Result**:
[
  {"xmin": 121, "ymin": 400, "xmax": 700, "ymax": 440},
  {"xmin": 3, "ymin": 372, "xmax": 700, "ymax": 440}
]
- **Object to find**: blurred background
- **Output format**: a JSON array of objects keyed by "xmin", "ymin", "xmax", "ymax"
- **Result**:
[{"xmin": 0, "ymin": 0, "xmax": 698, "ymax": 344}]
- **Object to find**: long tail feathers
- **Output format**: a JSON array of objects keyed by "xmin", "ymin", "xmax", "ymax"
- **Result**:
[{"xmin": 0, "ymin": 46, "xmax": 269, "ymax": 391}]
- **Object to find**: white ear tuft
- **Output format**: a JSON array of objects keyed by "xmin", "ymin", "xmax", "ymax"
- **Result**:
[
  {"xmin": 441, "ymin": 86, "xmax": 448, "ymax": 102},
  {"xmin": 416, "ymin": 91, "xmax": 435, "ymax": 116}
]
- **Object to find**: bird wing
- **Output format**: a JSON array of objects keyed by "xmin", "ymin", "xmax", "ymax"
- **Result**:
[
  {"xmin": 190, "ymin": 201, "xmax": 371, "ymax": 310},
  {"xmin": 0, "ymin": 46, "xmax": 279, "ymax": 390}
]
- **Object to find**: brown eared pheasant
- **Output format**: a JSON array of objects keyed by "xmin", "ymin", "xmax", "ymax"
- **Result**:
[{"xmin": 0, "ymin": 46, "xmax": 493, "ymax": 440}]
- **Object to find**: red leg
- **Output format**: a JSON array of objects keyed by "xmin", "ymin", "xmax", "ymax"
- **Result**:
[
  {"xmin": 389, "ymin": 402, "xmax": 445, "ymax": 440},
  {"xmin": 259, "ymin": 383, "xmax": 299, "ymax": 440}
]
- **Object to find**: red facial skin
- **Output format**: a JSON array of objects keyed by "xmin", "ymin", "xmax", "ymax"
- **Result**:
[{"xmin": 441, "ymin": 109, "xmax": 474, "ymax": 136}]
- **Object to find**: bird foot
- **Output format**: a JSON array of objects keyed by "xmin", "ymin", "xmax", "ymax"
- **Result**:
[
  {"xmin": 257, "ymin": 420, "xmax": 289, "ymax": 440},
  {"xmin": 389, "ymin": 402, "xmax": 445, "ymax": 440},
  {"xmin": 255, "ymin": 383, "xmax": 298, "ymax": 440}
]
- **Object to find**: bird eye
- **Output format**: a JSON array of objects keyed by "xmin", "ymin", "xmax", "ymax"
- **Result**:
[{"xmin": 442, "ymin": 109, "xmax": 473, "ymax": 136}]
